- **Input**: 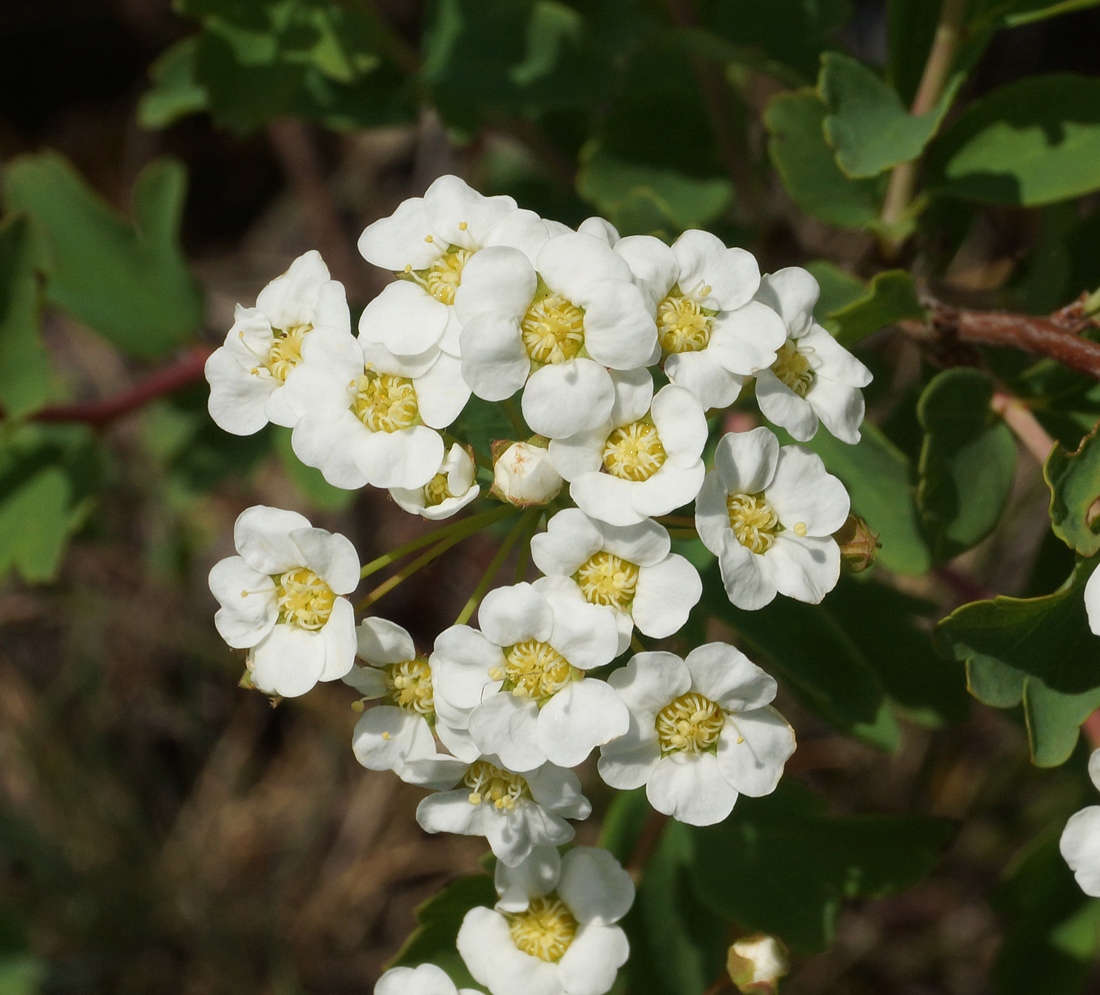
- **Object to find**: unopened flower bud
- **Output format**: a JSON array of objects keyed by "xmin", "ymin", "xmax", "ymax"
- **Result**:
[
  {"xmin": 727, "ymin": 934, "xmax": 789, "ymax": 994},
  {"xmin": 490, "ymin": 439, "xmax": 563, "ymax": 507},
  {"xmin": 833, "ymin": 513, "xmax": 880, "ymax": 574}
]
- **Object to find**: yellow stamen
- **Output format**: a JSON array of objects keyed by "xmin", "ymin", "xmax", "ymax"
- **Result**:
[
  {"xmin": 603, "ymin": 421, "xmax": 667, "ymax": 481},
  {"xmin": 352, "ymin": 371, "xmax": 419, "ymax": 433},
  {"xmin": 507, "ymin": 896, "xmax": 578, "ymax": 962},
  {"xmin": 575, "ymin": 551, "xmax": 640, "ymax": 610},
  {"xmin": 275, "ymin": 567, "xmax": 335, "ymax": 629},
  {"xmin": 655, "ymin": 691, "xmax": 725, "ymax": 754},
  {"xmin": 657, "ymin": 294, "xmax": 712, "ymax": 353},
  {"xmin": 521, "ymin": 292, "xmax": 585, "ymax": 364},
  {"xmin": 502, "ymin": 640, "xmax": 579, "ymax": 701},
  {"xmin": 726, "ymin": 492, "xmax": 780, "ymax": 553},
  {"xmin": 424, "ymin": 471, "xmax": 455, "ymax": 506},
  {"xmin": 383, "ymin": 659, "xmax": 435, "ymax": 715},
  {"xmin": 772, "ymin": 339, "xmax": 814, "ymax": 397},
  {"xmin": 464, "ymin": 760, "xmax": 530, "ymax": 810}
]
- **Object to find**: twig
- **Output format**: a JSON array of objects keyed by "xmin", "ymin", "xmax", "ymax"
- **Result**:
[
  {"xmin": 23, "ymin": 345, "xmax": 212, "ymax": 429},
  {"xmin": 991, "ymin": 392, "xmax": 1054, "ymax": 464},
  {"xmin": 625, "ymin": 808, "xmax": 670, "ymax": 880}
]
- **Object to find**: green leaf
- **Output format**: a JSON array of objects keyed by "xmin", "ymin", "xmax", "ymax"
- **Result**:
[
  {"xmin": 819, "ymin": 52, "xmax": 952, "ymax": 178},
  {"xmin": 797, "ymin": 423, "xmax": 932, "ymax": 575},
  {"xmin": 577, "ymin": 142, "xmax": 733, "ymax": 236},
  {"xmin": 1045, "ymin": 420, "xmax": 1100, "ymax": 556},
  {"xmin": 825, "ymin": 269, "xmax": 924, "ymax": 346},
  {"xmin": 138, "ymin": 37, "xmax": 208, "ymax": 128},
  {"xmin": 0, "ymin": 954, "xmax": 44, "ymax": 995},
  {"xmin": 916, "ymin": 368, "xmax": 1017, "ymax": 561},
  {"xmin": 3, "ymin": 154, "xmax": 203, "ymax": 358},
  {"xmin": 764, "ymin": 89, "xmax": 882, "ymax": 229},
  {"xmin": 687, "ymin": 780, "xmax": 954, "ymax": 954},
  {"xmin": 804, "ymin": 260, "xmax": 865, "ymax": 326},
  {"xmin": 935, "ymin": 560, "xmax": 1100, "ymax": 766},
  {"xmin": 389, "ymin": 873, "xmax": 498, "ymax": 986},
  {"xmin": 926, "ymin": 74, "xmax": 1100, "ymax": 207},
  {"xmin": 974, "ymin": 0, "xmax": 1100, "ymax": 27},
  {"xmin": 273, "ymin": 427, "xmax": 354, "ymax": 512},
  {"xmin": 0, "ymin": 215, "xmax": 50, "ymax": 419}
]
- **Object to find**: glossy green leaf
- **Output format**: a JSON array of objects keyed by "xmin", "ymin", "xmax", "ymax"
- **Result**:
[
  {"xmin": 1045, "ymin": 421, "xmax": 1100, "ymax": 556},
  {"xmin": 826, "ymin": 269, "xmax": 924, "ymax": 346},
  {"xmin": 0, "ymin": 215, "xmax": 50, "ymax": 419},
  {"xmin": 927, "ymin": 74, "xmax": 1100, "ymax": 207},
  {"xmin": 688, "ymin": 780, "xmax": 954, "ymax": 954},
  {"xmin": 3, "ymin": 154, "xmax": 203, "ymax": 358},
  {"xmin": 577, "ymin": 143, "xmax": 733, "ymax": 236},
  {"xmin": 936, "ymin": 560, "xmax": 1100, "ymax": 766},
  {"xmin": 820, "ymin": 52, "xmax": 951, "ymax": 178},
  {"xmin": 804, "ymin": 260, "xmax": 865, "ymax": 326},
  {"xmin": 138, "ymin": 37, "xmax": 208, "ymax": 128},
  {"xmin": 389, "ymin": 873, "xmax": 497, "ymax": 986},
  {"xmin": 916, "ymin": 368, "xmax": 1017, "ymax": 561},
  {"xmin": 764, "ymin": 89, "xmax": 882, "ymax": 229},
  {"xmin": 798, "ymin": 423, "xmax": 932, "ymax": 575}
]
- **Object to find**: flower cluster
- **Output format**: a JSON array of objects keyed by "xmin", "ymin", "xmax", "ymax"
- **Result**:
[{"xmin": 205, "ymin": 175, "xmax": 875, "ymax": 995}]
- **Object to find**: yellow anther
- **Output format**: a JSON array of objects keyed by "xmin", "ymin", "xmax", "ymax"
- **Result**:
[
  {"xmin": 424, "ymin": 234, "xmax": 434, "ymax": 243},
  {"xmin": 464, "ymin": 760, "xmax": 530, "ymax": 810},
  {"xmin": 507, "ymin": 896, "xmax": 578, "ymax": 962},
  {"xmin": 382, "ymin": 731, "xmax": 390, "ymax": 740},
  {"xmin": 793, "ymin": 521, "xmax": 807, "ymax": 537},
  {"xmin": 657, "ymin": 294, "xmax": 712, "ymax": 354},
  {"xmin": 603, "ymin": 421, "xmax": 667, "ymax": 482},
  {"xmin": 350, "ymin": 700, "xmax": 365, "ymax": 713},
  {"xmin": 655, "ymin": 691, "xmax": 725, "ymax": 754},
  {"xmin": 575, "ymin": 551, "xmax": 640, "ymax": 610},
  {"xmin": 502, "ymin": 641, "xmax": 579, "ymax": 701},
  {"xmin": 726, "ymin": 492, "xmax": 780, "ymax": 554},
  {"xmin": 772, "ymin": 339, "xmax": 814, "ymax": 397},
  {"xmin": 521, "ymin": 292, "xmax": 585, "ymax": 364},
  {"xmin": 274, "ymin": 567, "xmax": 335, "ymax": 629},
  {"xmin": 383, "ymin": 659, "xmax": 435, "ymax": 715},
  {"xmin": 458, "ymin": 221, "xmax": 468, "ymax": 231},
  {"xmin": 488, "ymin": 666, "xmax": 505, "ymax": 681},
  {"xmin": 353, "ymin": 371, "xmax": 419, "ymax": 433}
]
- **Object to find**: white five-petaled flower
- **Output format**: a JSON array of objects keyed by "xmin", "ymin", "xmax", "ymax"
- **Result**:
[
  {"xmin": 205, "ymin": 250, "xmax": 352, "ymax": 435},
  {"xmin": 696, "ymin": 427, "xmax": 850, "ymax": 610},
  {"xmin": 752, "ymin": 267, "xmax": 872, "ymax": 444},
  {"xmin": 431, "ymin": 579, "xmax": 628, "ymax": 772},
  {"xmin": 598, "ymin": 646, "xmax": 795, "ymax": 826},
  {"xmin": 549, "ymin": 370, "xmax": 708, "ymax": 527},
  {"xmin": 285, "ymin": 330, "xmax": 470, "ymax": 491},
  {"xmin": 616, "ymin": 230, "xmax": 787, "ymax": 410},
  {"xmin": 391, "ymin": 443, "xmax": 480, "ymax": 520},
  {"xmin": 374, "ymin": 963, "xmax": 482, "ymax": 995},
  {"xmin": 530, "ymin": 508, "xmax": 702, "ymax": 654},
  {"xmin": 415, "ymin": 755, "xmax": 591, "ymax": 867},
  {"xmin": 458, "ymin": 845, "xmax": 633, "ymax": 995},
  {"xmin": 455, "ymin": 232, "xmax": 658, "ymax": 439},
  {"xmin": 1061, "ymin": 748, "xmax": 1100, "ymax": 896},
  {"xmin": 345, "ymin": 617, "xmax": 468, "ymax": 789},
  {"xmin": 208, "ymin": 505, "xmax": 359, "ymax": 697}
]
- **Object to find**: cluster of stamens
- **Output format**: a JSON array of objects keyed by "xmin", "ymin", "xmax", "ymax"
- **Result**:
[
  {"xmin": 492, "ymin": 640, "xmax": 579, "ymax": 702},
  {"xmin": 384, "ymin": 659, "xmax": 435, "ymax": 715},
  {"xmin": 727, "ymin": 492, "xmax": 781, "ymax": 553},
  {"xmin": 352, "ymin": 371, "xmax": 418, "ymax": 433},
  {"xmin": 464, "ymin": 760, "xmax": 529, "ymax": 810},
  {"xmin": 423, "ymin": 470, "xmax": 455, "ymax": 506},
  {"xmin": 657, "ymin": 292, "xmax": 712, "ymax": 353},
  {"xmin": 575, "ymin": 551, "xmax": 640, "ymax": 611},
  {"xmin": 521, "ymin": 292, "xmax": 585, "ymax": 364},
  {"xmin": 246, "ymin": 324, "xmax": 310, "ymax": 381},
  {"xmin": 507, "ymin": 896, "xmax": 579, "ymax": 962},
  {"xmin": 413, "ymin": 247, "xmax": 473, "ymax": 305},
  {"xmin": 655, "ymin": 692, "xmax": 725, "ymax": 754},
  {"xmin": 274, "ymin": 567, "xmax": 335, "ymax": 629},
  {"xmin": 772, "ymin": 339, "xmax": 814, "ymax": 397},
  {"xmin": 603, "ymin": 421, "xmax": 667, "ymax": 481}
]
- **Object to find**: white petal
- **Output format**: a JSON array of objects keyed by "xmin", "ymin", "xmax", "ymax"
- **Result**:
[
  {"xmin": 578, "ymin": 216, "xmax": 621, "ymax": 246},
  {"xmin": 581, "ymin": 280, "xmax": 658, "ymax": 370},
  {"xmin": 766, "ymin": 534, "xmax": 841, "ymax": 604},
  {"xmin": 614, "ymin": 234, "xmax": 677, "ymax": 309},
  {"xmin": 375, "ymin": 963, "xmax": 460, "ymax": 995},
  {"xmin": 205, "ymin": 346, "xmax": 276, "ymax": 436},
  {"xmin": 718, "ymin": 534, "xmax": 776, "ymax": 611},
  {"xmin": 432, "ymin": 625, "xmax": 504, "ymax": 709},
  {"xmin": 495, "ymin": 844, "xmax": 561, "ymax": 910},
  {"xmin": 479, "ymin": 583, "xmax": 554, "ymax": 646},
  {"xmin": 806, "ymin": 376, "xmax": 866, "ymax": 445},
  {"xmin": 459, "ymin": 312, "xmax": 531, "ymax": 401},
  {"xmin": 522, "ymin": 361, "xmax": 614, "ymax": 439},
  {"xmin": 664, "ymin": 350, "xmax": 743, "ymax": 411},
  {"xmin": 767, "ymin": 446, "xmax": 850, "ymax": 536},
  {"xmin": 415, "ymin": 352, "xmax": 471, "ymax": 429},
  {"xmin": 558, "ymin": 924, "xmax": 630, "ymax": 995},
  {"xmin": 209, "ymin": 557, "xmax": 277, "ymax": 649},
  {"xmin": 538, "ymin": 576, "xmax": 620, "ymax": 669},
  {"xmin": 356, "ymin": 617, "xmax": 416, "ymax": 664},
  {"xmin": 318, "ymin": 597, "xmax": 357, "ymax": 680},
  {"xmin": 537, "ymin": 232, "xmax": 632, "ymax": 302},
  {"xmin": 233, "ymin": 505, "xmax": 311, "ymax": 575},
  {"xmin": 525, "ymin": 763, "xmax": 592, "ymax": 821},
  {"xmin": 359, "ymin": 280, "xmax": 449, "ymax": 356},
  {"xmin": 713, "ymin": 426, "xmax": 779, "ymax": 495},
  {"xmin": 756, "ymin": 368, "xmax": 819, "ymax": 441},
  {"xmin": 559, "ymin": 848, "xmax": 635, "ymax": 926},
  {"xmin": 530, "ymin": 508, "xmax": 604, "ymax": 577},
  {"xmin": 756, "ymin": 267, "xmax": 819, "ymax": 337},
  {"xmin": 359, "ymin": 338, "xmax": 438, "ymax": 380},
  {"xmin": 608, "ymin": 652, "xmax": 691, "ymax": 715},
  {"xmin": 706, "ymin": 300, "xmax": 787, "ymax": 374},
  {"xmin": 651, "ymin": 384, "xmax": 707, "ymax": 464},
  {"xmin": 424, "ymin": 174, "xmax": 518, "ymax": 248},
  {"xmin": 291, "ymin": 408, "xmax": 370, "ymax": 490},
  {"xmin": 546, "ymin": 430, "xmax": 606, "ymax": 481},
  {"xmin": 352, "ymin": 706, "xmax": 434, "ymax": 773},
  {"xmin": 803, "ymin": 324, "xmax": 873, "ymax": 387},
  {"xmin": 453, "ymin": 245, "xmax": 536, "ymax": 323},
  {"xmin": 672, "ymin": 230, "xmax": 759, "ymax": 311},
  {"xmin": 1062, "ymin": 805, "xmax": 1100, "ymax": 896},
  {"xmin": 632, "ymin": 555, "xmax": 701, "ymax": 638},
  {"xmin": 685, "ymin": 642, "xmax": 776, "ymax": 711},
  {"xmin": 357, "ymin": 197, "xmax": 440, "ymax": 271},
  {"xmin": 250, "ymin": 625, "xmax": 326, "ymax": 697},
  {"xmin": 717, "ymin": 706, "xmax": 796, "ymax": 797},
  {"xmin": 357, "ymin": 426, "xmax": 444, "ymax": 489},
  {"xmin": 695, "ymin": 472, "xmax": 732, "ymax": 554},
  {"xmin": 291, "ymin": 527, "xmax": 360, "ymax": 593},
  {"xmin": 537, "ymin": 680, "xmax": 630, "ymax": 768},
  {"xmin": 626, "ymin": 460, "xmax": 706, "ymax": 522},
  {"xmin": 646, "ymin": 752, "xmax": 738, "ymax": 825},
  {"xmin": 469, "ymin": 694, "xmax": 546, "ymax": 772}
]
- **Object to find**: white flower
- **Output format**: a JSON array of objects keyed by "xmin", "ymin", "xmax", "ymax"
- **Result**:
[
  {"xmin": 548, "ymin": 370, "xmax": 707, "ymax": 527},
  {"xmin": 1061, "ymin": 748, "xmax": 1100, "ymax": 896},
  {"xmin": 415, "ymin": 755, "xmax": 591, "ymax": 867},
  {"xmin": 207, "ymin": 505, "xmax": 359, "ymax": 697},
  {"xmin": 727, "ymin": 935, "xmax": 790, "ymax": 995},
  {"xmin": 345, "ymin": 617, "xmax": 468, "ymax": 789},
  {"xmin": 530, "ymin": 508, "xmax": 701, "ymax": 653},
  {"xmin": 598, "ymin": 646, "xmax": 795, "ymax": 826},
  {"xmin": 286, "ymin": 332, "xmax": 469, "ymax": 491},
  {"xmin": 456, "ymin": 232, "xmax": 658, "ymax": 438},
  {"xmin": 491, "ymin": 441, "xmax": 563, "ymax": 507},
  {"xmin": 1085, "ymin": 567, "xmax": 1100, "ymax": 636},
  {"xmin": 752, "ymin": 267, "xmax": 872, "ymax": 444},
  {"xmin": 696, "ymin": 427, "xmax": 849, "ymax": 610},
  {"xmin": 458, "ymin": 846, "xmax": 633, "ymax": 995},
  {"xmin": 205, "ymin": 251, "xmax": 352, "ymax": 435},
  {"xmin": 431, "ymin": 579, "xmax": 628, "ymax": 772},
  {"xmin": 374, "ymin": 963, "xmax": 481, "ymax": 995},
  {"xmin": 391, "ymin": 443, "xmax": 480, "ymax": 519},
  {"xmin": 616, "ymin": 231, "xmax": 786, "ymax": 411}
]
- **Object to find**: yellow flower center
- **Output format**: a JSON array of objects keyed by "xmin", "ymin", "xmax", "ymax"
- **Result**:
[
  {"xmin": 603, "ymin": 421, "xmax": 667, "ymax": 481},
  {"xmin": 658, "ymin": 294, "xmax": 712, "ymax": 353},
  {"xmin": 423, "ymin": 470, "xmax": 455, "ymax": 506},
  {"xmin": 521, "ymin": 291, "xmax": 585, "ymax": 364},
  {"xmin": 247, "ymin": 324, "xmax": 311, "ymax": 381},
  {"xmin": 655, "ymin": 691, "xmax": 725, "ymax": 754},
  {"xmin": 575, "ymin": 551, "xmax": 640, "ymax": 611},
  {"xmin": 275, "ymin": 567, "xmax": 335, "ymax": 629},
  {"xmin": 507, "ymin": 895, "xmax": 578, "ymax": 962},
  {"xmin": 726, "ymin": 492, "xmax": 780, "ymax": 554},
  {"xmin": 464, "ymin": 760, "xmax": 530, "ymax": 810},
  {"xmin": 423, "ymin": 247, "xmax": 474, "ymax": 305},
  {"xmin": 384, "ymin": 659, "xmax": 434, "ymax": 715},
  {"xmin": 772, "ymin": 339, "xmax": 814, "ymax": 397},
  {"xmin": 352, "ymin": 371, "xmax": 419, "ymax": 433},
  {"xmin": 494, "ymin": 640, "xmax": 580, "ymax": 702}
]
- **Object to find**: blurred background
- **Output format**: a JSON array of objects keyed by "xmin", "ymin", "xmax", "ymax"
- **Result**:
[{"xmin": 3, "ymin": 0, "xmax": 1100, "ymax": 992}]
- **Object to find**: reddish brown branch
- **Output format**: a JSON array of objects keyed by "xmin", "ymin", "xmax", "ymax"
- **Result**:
[
  {"xmin": 27, "ymin": 345, "xmax": 212, "ymax": 429},
  {"xmin": 906, "ymin": 292, "xmax": 1100, "ymax": 381}
]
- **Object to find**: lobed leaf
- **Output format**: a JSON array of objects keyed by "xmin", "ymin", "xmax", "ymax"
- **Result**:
[
  {"xmin": 1045, "ymin": 420, "xmax": 1100, "ymax": 557},
  {"xmin": 825, "ymin": 269, "xmax": 924, "ymax": 347},
  {"xmin": 0, "ymin": 215, "xmax": 50, "ymax": 419}
]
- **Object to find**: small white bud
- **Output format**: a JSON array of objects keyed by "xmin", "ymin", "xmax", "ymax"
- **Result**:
[
  {"xmin": 727, "ymin": 934, "xmax": 790, "ymax": 994},
  {"xmin": 490, "ymin": 440, "xmax": 563, "ymax": 507}
]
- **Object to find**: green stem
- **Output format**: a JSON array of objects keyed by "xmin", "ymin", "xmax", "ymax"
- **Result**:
[
  {"xmin": 359, "ymin": 504, "xmax": 514, "ymax": 579},
  {"xmin": 455, "ymin": 509, "xmax": 538, "ymax": 626},
  {"xmin": 513, "ymin": 509, "xmax": 541, "ymax": 583},
  {"xmin": 667, "ymin": 528, "xmax": 699, "ymax": 540},
  {"xmin": 503, "ymin": 398, "xmax": 528, "ymax": 439}
]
